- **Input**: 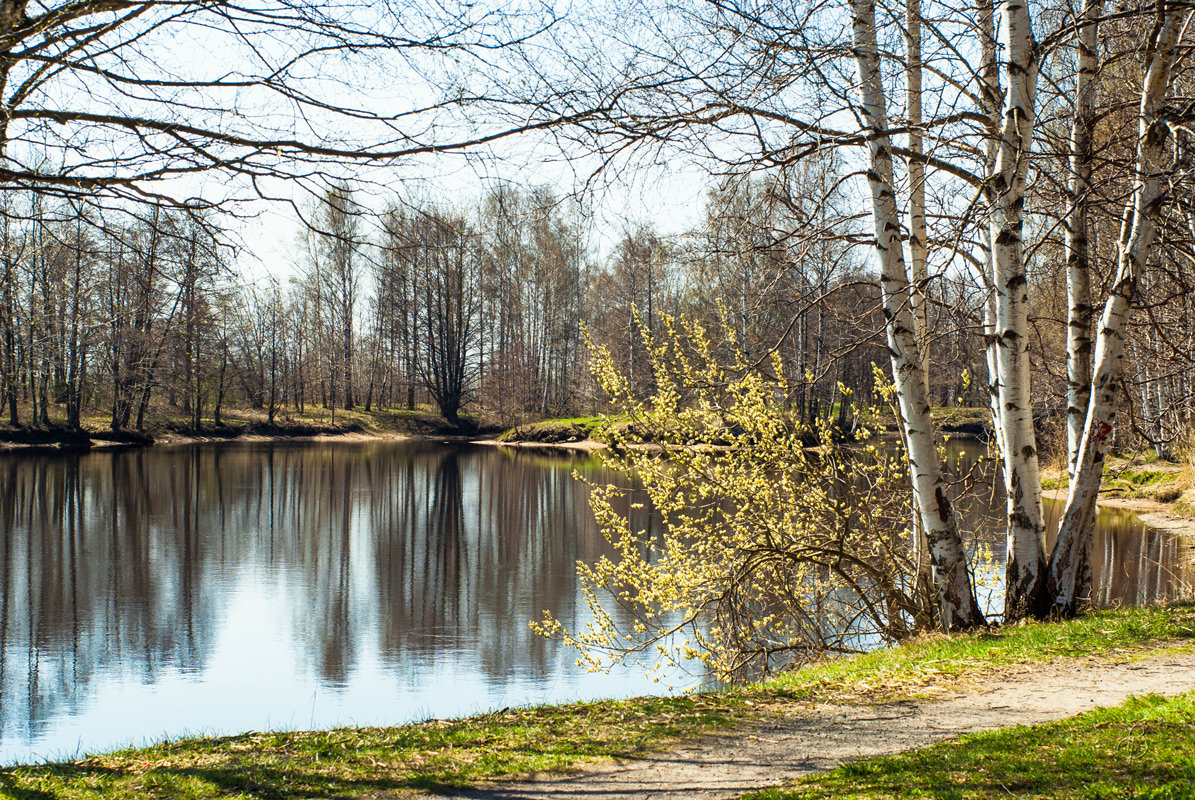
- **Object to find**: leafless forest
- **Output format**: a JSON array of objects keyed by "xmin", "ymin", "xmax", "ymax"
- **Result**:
[
  {"xmin": 0, "ymin": 172, "xmax": 903, "ymax": 431},
  {"xmin": 0, "ymin": 0, "xmax": 1193, "ymax": 624}
]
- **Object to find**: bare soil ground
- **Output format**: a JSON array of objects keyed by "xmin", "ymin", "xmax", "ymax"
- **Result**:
[{"xmin": 445, "ymin": 646, "xmax": 1195, "ymax": 800}]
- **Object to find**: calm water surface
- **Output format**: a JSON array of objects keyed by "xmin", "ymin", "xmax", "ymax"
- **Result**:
[
  {"xmin": 0, "ymin": 440, "xmax": 671, "ymax": 764},
  {"xmin": 0, "ymin": 438, "xmax": 1189, "ymax": 763}
]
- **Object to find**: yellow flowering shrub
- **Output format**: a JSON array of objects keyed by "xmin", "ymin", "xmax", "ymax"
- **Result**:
[{"xmin": 533, "ymin": 315, "xmax": 936, "ymax": 682}]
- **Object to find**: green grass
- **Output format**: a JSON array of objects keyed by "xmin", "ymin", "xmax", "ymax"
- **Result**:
[
  {"xmin": 770, "ymin": 603, "xmax": 1195, "ymax": 701},
  {"xmin": 0, "ymin": 695, "xmax": 750, "ymax": 800},
  {"xmin": 1040, "ymin": 460, "xmax": 1194, "ymax": 507},
  {"xmin": 3, "ymin": 605, "xmax": 1192, "ymax": 799},
  {"xmin": 747, "ymin": 692, "xmax": 1195, "ymax": 799},
  {"xmin": 1100, "ymin": 466, "xmax": 1189, "ymax": 503},
  {"xmin": 497, "ymin": 415, "xmax": 610, "ymax": 443}
]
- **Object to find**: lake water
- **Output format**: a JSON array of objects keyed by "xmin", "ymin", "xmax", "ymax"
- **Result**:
[
  {"xmin": 0, "ymin": 440, "xmax": 672, "ymax": 764},
  {"xmin": 0, "ymin": 438, "xmax": 1189, "ymax": 764}
]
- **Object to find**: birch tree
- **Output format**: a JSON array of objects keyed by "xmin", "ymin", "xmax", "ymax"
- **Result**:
[
  {"xmin": 1063, "ymin": 0, "xmax": 1102, "ymax": 479},
  {"xmin": 1049, "ymin": 1, "xmax": 1187, "ymax": 612},
  {"xmin": 988, "ymin": 0, "xmax": 1048, "ymax": 620},
  {"xmin": 851, "ymin": 0, "xmax": 984, "ymax": 629}
]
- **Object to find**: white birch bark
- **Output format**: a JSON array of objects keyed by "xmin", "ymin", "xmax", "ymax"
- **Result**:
[
  {"xmin": 977, "ymin": 0, "xmax": 1005, "ymax": 457},
  {"xmin": 1049, "ymin": 4, "xmax": 1185, "ymax": 612},
  {"xmin": 851, "ymin": 0, "xmax": 983, "ymax": 630},
  {"xmin": 989, "ymin": 0, "xmax": 1047, "ymax": 620},
  {"xmin": 1065, "ymin": 0, "xmax": 1101, "ymax": 479},
  {"xmin": 906, "ymin": 0, "xmax": 930, "ymax": 392},
  {"xmin": 905, "ymin": 0, "xmax": 934, "ymax": 624}
]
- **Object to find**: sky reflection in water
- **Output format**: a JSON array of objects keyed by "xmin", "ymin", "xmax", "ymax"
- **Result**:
[
  {"xmin": 0, "ymin": 438, "xmax": 1188, "ymax": 764},
  {"xmin": 0, "ymin": 440, "xmax": 680, "ymax": 764}
]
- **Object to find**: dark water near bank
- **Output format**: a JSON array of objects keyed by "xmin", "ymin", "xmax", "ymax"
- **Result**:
[
  {"xmin": 941, "ymin": 441, "xmax": 1193, "ymax": 614},
  {"xmin": 0, "ymin": 439, "xmax": 1189, "ymax": 763}
]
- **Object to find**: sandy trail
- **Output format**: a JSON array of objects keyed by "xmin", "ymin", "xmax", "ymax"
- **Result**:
[{"xmin": 444, "ymin": 648, "xmax": 1195, "ymax": 800}]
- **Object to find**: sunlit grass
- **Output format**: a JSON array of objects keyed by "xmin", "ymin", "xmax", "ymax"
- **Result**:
[
  {"xmin": 2, "ymin": 605, "xmax": 1192, "ymax": 799},
  {"xmin": 769, "ymin": 604, "xmax": 1195, "ymax": 702},
  {"xmin": 748, "ymin": 692, "xmax": 1195, "ymax": 799},
  {"xmin": 1041, "ymin": 458, "xmax": 1195, "ymax": 509}
]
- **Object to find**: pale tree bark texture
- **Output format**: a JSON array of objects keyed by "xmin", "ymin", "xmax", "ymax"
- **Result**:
[
  {"xmin": 851, "ymin": 0, "xmax": 984, "ymax": 630},
  {"xmin": 1049, "ymin": 2, "xmax": 1186, "ymax": 613},
  {"xmin": 1064, "ymin": 0, "xmax": 1102, "ymax": 479},
  {"xmin": 989, "ymin": 0, "xmax": 1048, "ymax": 621},
  {"xmin": 977, "ymin": 0, "xmax": 1006, "ymax": 460},
  {"xmin": 904, "ymin": 0, "xmax": 934, "ymax": 623}
]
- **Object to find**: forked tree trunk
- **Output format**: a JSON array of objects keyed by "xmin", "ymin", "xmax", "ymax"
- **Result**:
[
  {"xmin": 1049, "ymin": 3, "xmax": 1184, "ymax": 613},
  {"xmin": 1065, "ymin": 0, "xmax": 1101, "ymax": 478},
  {"xmin": 989, "ymin": 0, "xmax": 1048, "ymax": 621},
  {"xmin": 851, "ymin": 0, "xmax": 984, "ymax": 630}
]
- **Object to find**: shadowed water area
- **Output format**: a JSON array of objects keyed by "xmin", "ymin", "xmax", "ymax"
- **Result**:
[{"xmin": 0, "ymin": 438, "xmax": 1189, "ymax": 763}]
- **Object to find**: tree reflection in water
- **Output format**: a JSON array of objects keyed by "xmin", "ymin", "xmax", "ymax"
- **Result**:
[
  {"xmin": 0, "ymin": 439, "xmax": 1184, "ymax": 763},
  {"xmin": 0, "ymin": 441, "xmax": 665, "ymax": 764}
]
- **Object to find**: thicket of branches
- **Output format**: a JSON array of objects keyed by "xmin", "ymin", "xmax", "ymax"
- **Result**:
[{"xmin": 535, "ymin": 318, "xmax": 958, "ymax": 681}]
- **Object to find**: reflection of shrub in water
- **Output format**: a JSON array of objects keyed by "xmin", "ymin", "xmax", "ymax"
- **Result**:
[{"xmin": 533, "ymin": 316, "xmax": 949, "ymax": 683}]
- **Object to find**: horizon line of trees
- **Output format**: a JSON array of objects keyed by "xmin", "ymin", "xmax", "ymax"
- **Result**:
[{"xmin": 0, "ymin": 177, "xmax": 907, "ymax": 434}]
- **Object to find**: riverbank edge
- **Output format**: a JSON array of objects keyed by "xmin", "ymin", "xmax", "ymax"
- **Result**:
[
  {"xmin": 0, "ymin": 413, "xmax": 460, "ymax": 452},
  {"xmin": 1043, "ymin": 484, "xmax": 1195, "ymax": 541},
  {"xmin": 2, "ymin": 605, "xmax": 1193, "ymax": 799},
  {"xmin": 10, "ymin": 419, "xmax": 1193, "ymax": 548}
]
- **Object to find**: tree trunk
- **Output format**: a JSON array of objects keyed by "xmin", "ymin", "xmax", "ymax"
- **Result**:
[
  {"xmin": 904, "ymin": 0, "xmax": 934, "ymax": 626},
  {"xmin": 851, "ymin": 0, "xmax": 984, "ymax": 630},
  {"xmin": 1049, "ymin": 3, "xmax": 1184, "ymax": 614},
  {"xmin": 989, "ymin": 0, "xmax": 1047, "ymax": 621},
  {"xmin": 1065, "ymin": 0, "xmax": 1101, "ymax": 478}
]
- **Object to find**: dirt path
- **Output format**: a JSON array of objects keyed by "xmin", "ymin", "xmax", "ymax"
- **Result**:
[{"xmin": 445, "ymin": 647, "xmax": 1195, "ymax": 800}]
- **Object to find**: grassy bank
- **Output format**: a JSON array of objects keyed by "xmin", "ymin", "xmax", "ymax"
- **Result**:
[
  {"xmin": 750, "ymin": 691, "xmax": 1195, "ymax": 799},
  {"xmin": 1041, "ymin": 455, "xmax": 1195, "ymax": 524},
  {"xmin": 496, "ymin": 415, "xmax": 608, "ymax": 444},
  {"xmin": 3, "ymin": 605, "xmax": 1192, "ymax": 799},
  {"xmin": 863, "ymin": 405, "xmax": 993, "ymax": 437},
  {"xmin": 494, "ymin": 406, "xmax": 996, "ymax": 448},
  {"xmin": 0, "ymin": 403, "xmax": 484, "ymax": 451}
]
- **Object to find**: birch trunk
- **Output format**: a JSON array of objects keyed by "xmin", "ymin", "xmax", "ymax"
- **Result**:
[
  {"xmin": 906, "ymin": 0, "xmax": 930, "ymax": 391},
  {"xmin": 1065, "ymin": 0, "xmax": 1101, "ymax": 478},
  {"xmin": 977, "ymin": 0, "xmax": 1004, "ymax": 457},
  {"xmin": 851, "ymin": 0, "xmax": 984, "ymax": 630},
  {"xmin": 905, "ymin": 0, "xmax": 934, "ymax": 624},
  {"xmin": 1049, "ymin": 4, "xmax": 1184, "ymax": 613},
  {"xmin": 989, "ymin": 0, "xmax": 1048, "ymax": 620}
]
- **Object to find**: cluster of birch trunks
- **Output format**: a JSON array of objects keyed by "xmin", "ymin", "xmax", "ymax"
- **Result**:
[{"xmin": 849, "ymin": 0, "xmax": 1190, "ymax": 621}]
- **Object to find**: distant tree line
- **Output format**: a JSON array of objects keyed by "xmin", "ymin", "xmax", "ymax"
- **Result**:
[
  {"xmin": 5, "ymin": 143, "xmax": 1184, "ymax": 452},
  {"xmin": 0, "ymin": 169, "xmax": 923, "ymax": 432}
]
